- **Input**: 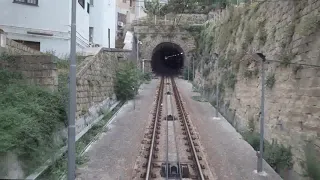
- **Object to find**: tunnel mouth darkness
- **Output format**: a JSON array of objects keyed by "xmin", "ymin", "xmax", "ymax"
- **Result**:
[{"xmin": 151, "ymin": 42, "xmax": 184, "ymax": 76}]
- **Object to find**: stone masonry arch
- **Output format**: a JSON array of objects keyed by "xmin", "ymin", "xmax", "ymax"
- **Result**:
[{"xmin": 133, "ymin": 25, "xmax": 196, "ymax": 73}]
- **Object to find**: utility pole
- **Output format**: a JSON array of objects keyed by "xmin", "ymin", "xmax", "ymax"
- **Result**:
[
  {"xmin": 192, "ymin": 56, "xmax": 195, "ymax": 81},
  {"xmin": 134, "ymin": 35, "xmax": 139, "ymax": 110},
  {"xmin": 201, "ymin": 57, "xmax": 204, "ymax": 98},
  {"xmin": 68, "ymin": 0, "xmax": 76, "ymax": 179},
  {"xmin": 256, "ymin": 53, "xmax": 266, "ymax": 173},
  {"xmin": 187, "ymin": 60, "xmax": 190, "ymax": 81},
  {"xmin": 213, "ymin": 53, "xmax": 219, "ymax": 117}
]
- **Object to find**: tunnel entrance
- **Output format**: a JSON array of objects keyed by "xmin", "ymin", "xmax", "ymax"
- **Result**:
[{"xmin": 151, "ymin": 42, "xmax": 184, "ymax": 76}]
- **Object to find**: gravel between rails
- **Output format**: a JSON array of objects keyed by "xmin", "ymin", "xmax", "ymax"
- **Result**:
[
  {"xmin": 176, "ymin": 79, "xmax": 283, "ymax": 180},
  {"xmin": 75, "ymin": 79, "xmax": 159, "ymax": 180}
]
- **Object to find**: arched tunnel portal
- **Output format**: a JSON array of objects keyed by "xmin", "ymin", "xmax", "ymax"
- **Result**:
[{"xmin": 151, "ymin": 42, "xmax": 185, "ymax": 76}]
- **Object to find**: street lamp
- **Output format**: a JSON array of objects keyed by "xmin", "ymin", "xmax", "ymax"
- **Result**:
[
  {"xmin": 134, "ymin": 38, "xmax": 142, "ymax": 110},
  {"xmin": 68, "ymin": 0, "xmax": 77, "ymax": 180},
  {"xmin": 253, "ymin": 52, "xmax": 266, "ymax": 175},
  {"xmin": 212, "ymin": 53, "xmax": 219, "ymax": 117}
]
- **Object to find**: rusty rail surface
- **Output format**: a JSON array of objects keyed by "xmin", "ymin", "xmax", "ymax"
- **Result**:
[
  {"xmin": 171, "ymin": 77, "xmax": 206, "ymax": 180},
  {"xmin": 145, "ymin": 77, "xmax": 164, "ymax": 179}
]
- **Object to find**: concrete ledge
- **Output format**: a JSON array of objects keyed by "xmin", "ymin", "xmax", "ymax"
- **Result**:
[{"xmin": 25, "ymin": 100, "xmax": 122, "ymax": 180}]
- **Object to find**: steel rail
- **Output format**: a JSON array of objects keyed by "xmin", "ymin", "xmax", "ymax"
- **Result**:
[
  {"xmin": 145, "ymin": 77, "xmax": 164, "ymax": 179},
  {"xmin": 171, "ymin": 77, "xmax": 205, "ymax": 180},
  {"xmin": 166, "ymin": 78, "xmax": 169, "ymax": 180},
  {"xmin": 169, "ymin": 80, "xmax": 183, "ymax": 180}
]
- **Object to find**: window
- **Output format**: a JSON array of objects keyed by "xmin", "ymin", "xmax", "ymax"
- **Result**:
[
  {"xmin": 78, "ymin": 0, "xmax": 85, "ymax": 8},
  {"xmin": 13, "ymin": 40, "xmax": 40, "ymax": 51},
  {"xmin": 89, "ymin": 27, "xmax": 94, "ymax": 43},
  {"xmin": 13, "ymin": 0, "xmax": 38, "ymax": 6},
  {"xmin": 87, "ymin": 3, "xmax": 90, "ymax": 13},
  {"xmin": 123, "ymin": 0, "xmax": 126, "ymax": 3},
  {"xmin": 90, "ymin": 0, "xmax": 94, "ymax": 6}
]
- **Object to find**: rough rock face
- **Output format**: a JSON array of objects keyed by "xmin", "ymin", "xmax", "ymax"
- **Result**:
[{"xmin": 194, "ymin": 0, "xmax": 320, "ymax": 177}]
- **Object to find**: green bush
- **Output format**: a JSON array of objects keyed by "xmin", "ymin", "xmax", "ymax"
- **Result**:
[
  {"xmin": 183, "ymin": 68, "xmax": 194, "ymax": 81},
  {"xmin": 142, "ymin": 72, "xmax": 152, "ymax": 82},
  {"xmin": 304, "ymin": 142, "xmax": 320, "ymax": 180},
  {"xmin": 242, "ymin": 131, "xmax": 293, "ymax": 174},
  {"xmin": 266, "ymin": 73, "xmax": 276, "ymax": 89},
  {"xmin": 0, "ymin": 69, "xmax": 66, "ymax": 174},
  {"xmin": 114, "ymin": 61, "xmax": 140, "ymax": 101},
  {"xmin": 265, "ymin": 141, "xmax": 293, "ymax": 173},
  {"xmin": 242, "ymin": 131, "xmax": 262, "ymax": 151}
]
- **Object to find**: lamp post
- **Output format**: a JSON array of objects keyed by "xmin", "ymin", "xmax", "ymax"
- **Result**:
[
  {"xmin": 68, "ymin": 0, "xmax": 77, "ymax": 179},
  {"xmin": 192, "ymin": 56, "xmax": 195, "ymax": 81},
  {"xmin": 134, "ymin": 37, "xmax": 142, "ymax": 110},
  {"xmin": 253, "ymin": 53, "xmax": 266, "ymax": 174},
  {"xmin": 213, "ymin": 53, "xmax": 219, "ymax": 117}
]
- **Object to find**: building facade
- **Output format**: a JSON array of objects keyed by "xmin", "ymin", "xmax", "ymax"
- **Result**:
[{"xmin": 0, "ymin": 0, "xmax": 116, "ymax": 57}]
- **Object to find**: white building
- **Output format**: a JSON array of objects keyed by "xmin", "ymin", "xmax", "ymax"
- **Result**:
[{"xmin": 0, "ymin": 0, "xmax": 116, "ymax": 57}]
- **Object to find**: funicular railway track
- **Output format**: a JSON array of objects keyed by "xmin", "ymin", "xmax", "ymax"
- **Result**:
[{"xmin": 136, "ymin": 77, "xmax": 214, "ymax": 180}]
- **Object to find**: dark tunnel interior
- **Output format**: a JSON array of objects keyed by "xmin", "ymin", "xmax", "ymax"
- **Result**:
[{"xmin": 151, "ymin": 42, "xmax": 184, "ymax": 76}]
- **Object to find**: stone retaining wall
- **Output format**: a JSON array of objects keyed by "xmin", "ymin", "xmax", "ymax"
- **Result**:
[
  {"xmin": 0, "ymin": 55, "xmax": 58, "ymax": 90},
  {"xmin": 75, "ymin": 48, "xmax": 132, "ymax": 133}
]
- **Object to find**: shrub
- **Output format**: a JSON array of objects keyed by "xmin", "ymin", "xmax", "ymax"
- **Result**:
[
  {"xmin": 226, "ymin": 73, "xmax": 237, "ymax": 90},
  {"xmin": 242, "ymin": 131, "xmax": 262, "ymax": 151},
  {"xmin": 142, "ymin": 72, "xmax": 152, "ymax": 82},
  {"xmin": 264, "ymin": 141, "xmax": 293, "ymax": 173},
  {"xmin": 114, "ymin": 61, "xmax": 140, "ymax": 101},
  {"xmin": 242, "ymin": 130, "xmax": 293, "ymax": 174},
  {"xmin": 303, "ymin": 142, "xmax": 320, "ymax": 180},
  {"xmin": 266, "ymin": 73, "xmax": 275, "ymax": 89},
  {"xmin": 183, "ymin": 68, "xmax": 194, "ymax": 81},
  {"xmin": 0, "ymin": 69, "xmax": 66, "ymax": 175}
]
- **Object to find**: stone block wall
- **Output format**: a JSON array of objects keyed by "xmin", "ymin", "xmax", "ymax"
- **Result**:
[
  {"xmin": 195, "ymin": 0, "xmax": 320, "ymax": 177},
  {"xmin": 0, "ymin": 55, "xmax": 58, "ymax": 90},
  {"xmin": 76, "ymin": 48, "xmax": 132, "ymax": 119},
  {"xmin": 134, "ymin": 25, "xmax": 196, "ymax": 72}
]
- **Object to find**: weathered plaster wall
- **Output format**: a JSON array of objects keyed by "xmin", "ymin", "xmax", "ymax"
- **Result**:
[{"xmin": 194, "ymin": 0, "xmax": 320, "ymax": 177}]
